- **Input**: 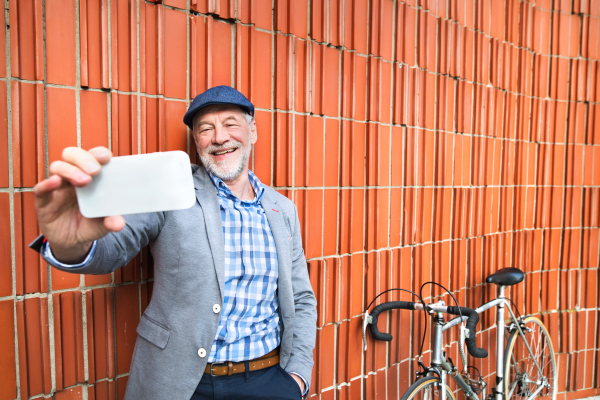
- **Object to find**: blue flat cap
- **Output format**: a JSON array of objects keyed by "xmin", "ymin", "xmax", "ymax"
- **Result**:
[{"xmin": 183, "ymin": 86, "xmax": 255, "ymax": 130}]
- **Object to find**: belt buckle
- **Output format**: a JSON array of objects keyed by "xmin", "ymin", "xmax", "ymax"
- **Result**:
[{"xmin": 210, "ymin": 362, "xmax": 227, "ymax": 376}]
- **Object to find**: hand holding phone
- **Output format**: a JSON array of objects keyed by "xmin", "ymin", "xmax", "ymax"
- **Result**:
[{"xmin": 33, "ymin": 147, "xmax": 195, "ymax": 264}]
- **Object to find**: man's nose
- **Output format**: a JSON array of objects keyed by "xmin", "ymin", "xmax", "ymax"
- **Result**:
[{"xmin": 213, "ymin": 124, "xmax": 230, "ymax": 144}]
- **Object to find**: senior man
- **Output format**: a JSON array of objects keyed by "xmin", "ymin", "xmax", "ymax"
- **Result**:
[{"xmin": 30, "ymin": 86, "xmax": 317, "ymax": 399}]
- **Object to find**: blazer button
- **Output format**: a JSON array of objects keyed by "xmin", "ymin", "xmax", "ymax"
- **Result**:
[
  {"xmin": 198, "ymin": 348, "xmax": 206, "ymax": 358},
  {"xmin": 213, "ymin": 304, "xmax": 221, "ymax": 313}
]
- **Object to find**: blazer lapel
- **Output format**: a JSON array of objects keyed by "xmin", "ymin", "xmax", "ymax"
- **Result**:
[
  {"xmin": 192, "ymin": 166, "xmax": 225, "ymax": 301},
  {"xmin": 260, "ymin": 191, "xmax": 291, "ymax": 285}
]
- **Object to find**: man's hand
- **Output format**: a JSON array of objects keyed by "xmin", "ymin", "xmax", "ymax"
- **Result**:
[
  {"xmin": 33, "ymin": 146, "xmax": 125, "ymax": 263},
  {"xmin": 289, "ymin": 373, "xmax": 305, "ymax": 394}
]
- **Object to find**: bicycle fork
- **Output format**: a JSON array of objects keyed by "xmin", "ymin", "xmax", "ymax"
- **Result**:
[{"xmin": 431, "ymin": 312, "xmax": 479, "ymax": 400}]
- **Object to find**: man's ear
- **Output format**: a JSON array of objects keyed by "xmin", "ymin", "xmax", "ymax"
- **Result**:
[{"xmin": 250, "ymin": 119, "xmax": 258, "ymax": 145}]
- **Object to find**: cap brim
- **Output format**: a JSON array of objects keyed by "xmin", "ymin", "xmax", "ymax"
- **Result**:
[{"xmin": 183, "ymin": 101, "xmax": 254, "ymax": 130}]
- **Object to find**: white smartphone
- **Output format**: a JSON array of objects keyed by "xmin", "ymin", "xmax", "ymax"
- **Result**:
[{"xmin": 75, "ymin": 151, "xmax": 196, "ymax": 218}]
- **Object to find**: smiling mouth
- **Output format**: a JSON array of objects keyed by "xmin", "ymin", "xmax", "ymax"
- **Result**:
[{"xmin": 212, "ymin": 148, "xmax": 237, "ymax": 156}]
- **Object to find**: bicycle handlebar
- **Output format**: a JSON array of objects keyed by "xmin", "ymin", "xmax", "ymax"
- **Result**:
[
  {"xmin": 367, "ymin": 301, "xmax": 488, "ymax": 359},
  {"xmin": 446, "ymin": 306, "xmax": 488, "ymax": 359}
]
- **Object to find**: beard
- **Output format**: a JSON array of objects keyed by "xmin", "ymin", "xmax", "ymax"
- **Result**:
[{"xmin": 198, "ymin": 140, "xmax": 251, "ymax": 182}]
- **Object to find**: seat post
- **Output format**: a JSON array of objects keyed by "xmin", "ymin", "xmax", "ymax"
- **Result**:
[{"xmin": 496, "ymin": 285, "xmax": 506, "ymax": 400}]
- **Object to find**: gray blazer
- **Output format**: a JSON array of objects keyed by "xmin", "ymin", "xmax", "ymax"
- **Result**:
[{"xmin": 44, "ymin": 165, "xmax": 318, "ymax": 399}]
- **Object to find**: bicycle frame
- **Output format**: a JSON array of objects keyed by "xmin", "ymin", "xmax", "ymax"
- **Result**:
[{"xmin": 425, "ymin": 285, "xmax": 545, "ymax": 400}]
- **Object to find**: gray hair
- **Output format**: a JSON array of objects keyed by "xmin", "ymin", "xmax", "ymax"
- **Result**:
[{"xmin": 242, "ymin": 112, "xmax": 254, "ymax": 127}]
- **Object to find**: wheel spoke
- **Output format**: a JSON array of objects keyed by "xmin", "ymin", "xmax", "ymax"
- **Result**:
[{"xmin": 504, "ymin": 318, "xmax": 556, "ymax": 400}]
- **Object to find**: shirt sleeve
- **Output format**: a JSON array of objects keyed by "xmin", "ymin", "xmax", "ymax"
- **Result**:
[
  {"xmin": 289, "ymin": 372, "xmax": 309, "ymax": 396},
  {"xmin": 43, "ymin": 241, "xmax": 98, "ymax": 268}
]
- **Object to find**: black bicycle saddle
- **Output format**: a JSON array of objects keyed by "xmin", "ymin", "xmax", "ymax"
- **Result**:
[{"xmin": 486, "ymin": 267, "xmax": 524, "ymax": 286}]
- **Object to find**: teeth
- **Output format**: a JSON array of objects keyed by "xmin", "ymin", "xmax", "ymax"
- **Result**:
[{"xmin": 214, "ymin": 148, "xmax": 235, "ymax": 155}]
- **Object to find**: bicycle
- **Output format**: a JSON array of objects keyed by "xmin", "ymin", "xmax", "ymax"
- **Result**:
[{"xmin": 362, "ymin": 267, "xmax": 557, "ymax": 400}]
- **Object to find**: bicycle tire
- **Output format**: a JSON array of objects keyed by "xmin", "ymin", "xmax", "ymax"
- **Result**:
[
  {"xmin": 400, "ymin": 376, "xmax": 457, "ymax": 400},
  {"xmin": 503, "ymin": 316, "xmax": 557, "ymax": 400}
]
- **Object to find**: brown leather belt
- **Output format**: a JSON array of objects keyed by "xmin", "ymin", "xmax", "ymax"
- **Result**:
[{"xmin": 204, "ymin": 348, "xmax": 279, "ymax": 376}]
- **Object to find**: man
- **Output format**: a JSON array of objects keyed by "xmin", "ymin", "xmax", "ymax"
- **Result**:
[{"xmin": 30, "ymin": 86, "xmax": 317, "ymax": 399}]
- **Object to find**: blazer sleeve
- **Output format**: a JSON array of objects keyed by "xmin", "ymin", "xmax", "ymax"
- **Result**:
[
  {"xmin": 283, "ymin": 205, "xmax": 318, "ymax": 388},
  {"xmin": 30, "ymin": 212, "xmax": 165, "ymax": 276}
]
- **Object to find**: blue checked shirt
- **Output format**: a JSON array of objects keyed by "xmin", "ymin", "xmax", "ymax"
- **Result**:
[{"xmin": 206, "ymin": 170, "xmax": 281, "ymax": 362}]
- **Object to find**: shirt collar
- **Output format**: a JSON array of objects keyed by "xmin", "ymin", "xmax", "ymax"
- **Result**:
[{"xmin": 207, "ymin": 169, "xmax": 265, "ymax": 203}]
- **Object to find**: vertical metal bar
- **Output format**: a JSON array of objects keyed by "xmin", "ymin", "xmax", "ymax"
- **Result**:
[
  {"xmin": 441, "ymin": 369, "xmax": 447, "ymax": 400},
  {"xmin": 432, "ymin": 318, "xmax": 443, "ymax": 366},
  {"xmin": 496, "ymin": 285, "xmax": 506, "ymax": 400}
]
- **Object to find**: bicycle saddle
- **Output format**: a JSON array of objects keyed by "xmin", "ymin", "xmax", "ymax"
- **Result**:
[{"xmin": 486, "ymin": 267, "xmax": 524, "ymax": 286}]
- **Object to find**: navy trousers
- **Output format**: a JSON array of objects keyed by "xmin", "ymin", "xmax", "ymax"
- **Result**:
[{"xmin": 191, "ymin": 364, "xmax": 303, "ymax": 400}]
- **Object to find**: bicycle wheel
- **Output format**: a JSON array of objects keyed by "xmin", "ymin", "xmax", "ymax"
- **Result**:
[
  {"xmin": 504, "ymin": 316, "xmax": 557, "ymax": 400},
  {"xmin": 401, "ymin": 376, "xmax": 456, "ymax": 400}
]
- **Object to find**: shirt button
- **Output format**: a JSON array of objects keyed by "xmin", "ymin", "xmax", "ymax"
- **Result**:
[
  {"xmin": 213, "ymin": 304, "xmax": 221, "ymax": 313},
  {"xmin": 198, "ymin": 348, "xmax": 206, "ymax": 358}
]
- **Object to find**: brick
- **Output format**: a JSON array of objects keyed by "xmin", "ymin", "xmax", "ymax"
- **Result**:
[
  {"xmin": 11, "ymin": 82, "xmax": 45, "ymax": 187},
  {"xmin": 87, "ymin": 288, "xmax": 116, "ymax": 383},
  {"xmin": 367, "ymin": 58, "xmax": 392, "ymax": 124},
  {"xmin": 9, "ymin": 0, "xmax": 44, "ymax": 81},
  {"xmin": 142, "ymin": 97, "xmax": 165, "ymax": 154},
  {"xmin": 274, "ymin": 0, "xmax": 308, "ymax": 39},
  {"xmin": 111, "ymin": 93, "xmax": 138, "ymax": 156},
  {"xmin": 14, "ymin": 192, "xmax": 47, "ymax": 295},
  {"xmin": 340, "ymin": 121, "xmax": 365, "ymax": 187},
  {"xmin": 142, "ymin": 3, "xmax": 165, "ymax": 95},
  {"xmin": 117, "ymin": 376, "xmax": 129, "ymax": 400},
  {"xmin": 165, "ymin": 101, "xmax": 187, "ymax": 152},
  {"xmin": 46, "ymin": 0, "xmax": 77, "ymax": 85},
  {"xmin": 369, "ymin": 0, "xmax": 394, "ymax": 61},
  {"xmin": 111, "ymin": 0, "xmax": 137, "ymax": 92},
  {"xmin": 115, "ymin": 285, "xmax": 140, "ymax": 375},
  {"xmin": 0, "ymin": 194, "xmax": 10, "ymax": 297},
  {"xmin": 0, "ymin": 300, "xmax": 17, "ymax": 398},
  {"xmin": 365, "ymin": 188, "xmax": 389, "ymax": 251},
  {"xmin": 190, "ymin": 17, "xmax": 232, "ymax": 96},
  {"xmin": 275, "ymin": 34, "xmax": 293, "ymax": 111},
  {"xmin": 343, "ymin": 0, "xmax": 368, "ymax": 53},
  {"xmin": 293, "ymin": 38, "xmax": 310, "ymax": 113},
  {"xmin": 295, "ymin": 115, "xmax": 323, "ymax": 187},
  {"xmin": 47, "ymin": 87, "xmax": 77, "ymax": 165},
  {"xmin": 338, "ymin": 189, "xmax": 364, "ymax": 254},
  {"xmin": 241, "ymin": 0, "xmax": 272, "ymax": 31},
  {"xmin": 236, "ymin": 25, "xmax": 272, "ymax": 109},
  {"xmin": 79, "ymin": 0, "xmax": 110, "ymax": 89},
  {"xmin": 366, "ymin": 123, "xmax": 390, "ymax": 187},
  {"xmin": 53, "ymin": 291, "xmax": 85, "ymax": 390},
  {"xmin": 55, "ymin": 386, "xmax": 83, "ymax": 400},
  {"xmin": 252, "ymin": 110, "xmax": 272, "ymax": 186},
  {"xmin": 295, "ymin": 189, "xmax": 323, "ymax": 259},
  {"xmin": 312, "ymin": 43, "xmax": 340, "ymax": 117},
  {"xmin": 81, "ymin": 90, "xmax": 109, "ymax": 150},
  {"xmin": 342, "ymin": 51, "xmax": 367, "ymax": 121},
  {"xmin": 164, "ymin": 9, "xmax": 187, "ymax": 99},
  {"xmin": 16, "ymin": 297, "xmax": 52, "ymax": 398},
  {"xmin": 395, "ymin": 2, "xmax": 416, "ymax": 66},
  {"xmin": 0, "ymin": 82, "xmax": 5, "ymax": 187},
  {"xmin": 89, "ymin": 380, "xmax": 116, "ymax": 400}
]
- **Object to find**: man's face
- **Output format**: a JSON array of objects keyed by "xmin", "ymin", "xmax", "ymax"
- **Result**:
[{"xmin": 192, "ymin": 105, "xmax": 257, "ymax": 182}]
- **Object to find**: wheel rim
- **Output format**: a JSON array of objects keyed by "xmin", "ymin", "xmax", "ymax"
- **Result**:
[
  {"xmin": 405, "ymin": 379, "xmax": 456, "ymax": 400},
  {"xmin": 505, "ymin": 317, "xmax": 556, "ymax": 400}
]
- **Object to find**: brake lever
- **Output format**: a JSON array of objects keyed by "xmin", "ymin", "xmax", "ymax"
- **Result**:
[{"xmin": 362, "ymin": 310, "xmax": 372, "ymax": 351}]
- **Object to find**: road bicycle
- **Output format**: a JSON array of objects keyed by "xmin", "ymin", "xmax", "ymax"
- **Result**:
[{"xmin": 362, "ymin": 267, "xmax": 556, "ymax": 400}]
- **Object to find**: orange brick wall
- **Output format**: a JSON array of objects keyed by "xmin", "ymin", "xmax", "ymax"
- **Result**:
[{"xmin": 0, "ymin": 0, "xmax": 599, "ymax": 399}]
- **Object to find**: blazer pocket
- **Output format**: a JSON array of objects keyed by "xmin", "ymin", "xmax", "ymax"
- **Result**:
[{"xmin": 137, "ymin": 314, "xmax": 170, "ymax": 349}]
